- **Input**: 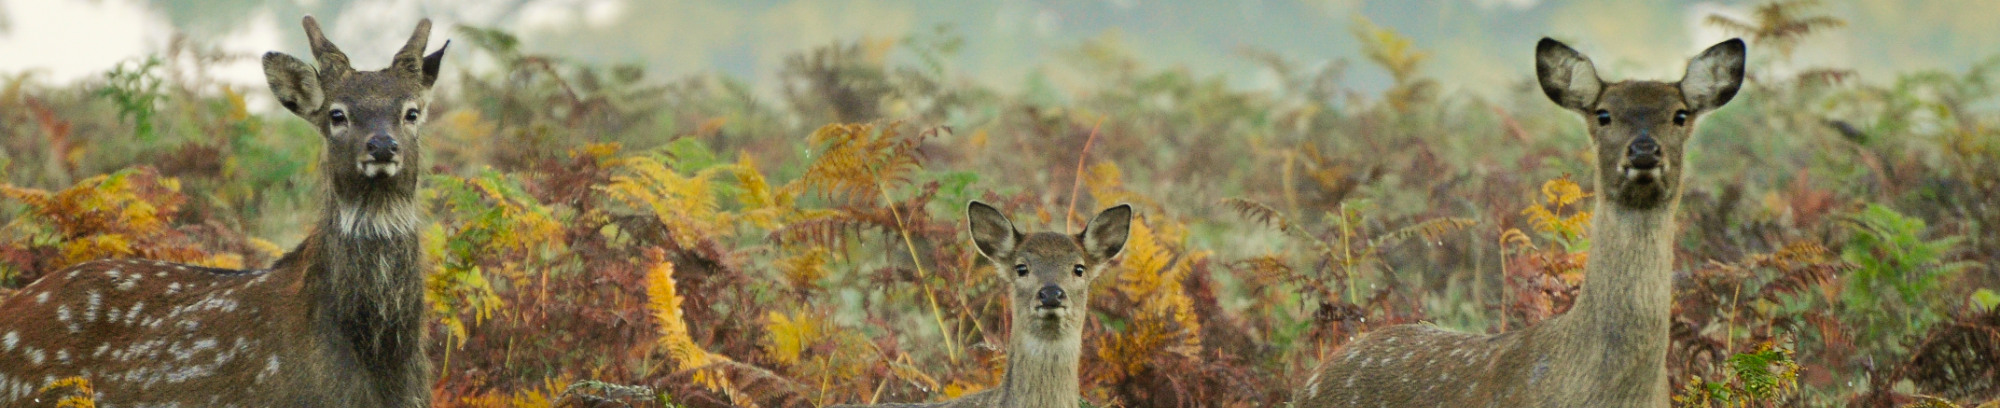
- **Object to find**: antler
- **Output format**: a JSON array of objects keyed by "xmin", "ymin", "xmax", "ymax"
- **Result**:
[
  {"xmin": 390, "ymin": 19, "xmax": 433, "ymax": 80},
  {"xmin": 302, "ymin": 16, "xmax": 353, "ymax": 81}
]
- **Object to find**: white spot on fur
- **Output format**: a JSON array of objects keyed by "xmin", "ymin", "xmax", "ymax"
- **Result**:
[
  {"xmin": 24, "ymin": 347, "xmax": 42, "ymax": 365},
  {"xmin": 57, "ymin": 305, "xmax": 80, "ymax": 333},
  {"xmin": 85, "ymin": 290, "xmax": 102, "ymax": 323},
  {"xmin": 126, "ymin": 301, "xmax": 146, "ymax": 325},
  {"xmin": 2, "ymin": 332, "xmax": 17, "ymax": 352},
  {"xmin": 260, "ymin": 355, "xmax": 282, "ymax": 381},
  {"xmin": 34, "ymin": 292, "xmax": 49, "ymax": 304}
]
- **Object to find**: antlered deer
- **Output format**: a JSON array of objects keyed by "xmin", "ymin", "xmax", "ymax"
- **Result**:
[
  {"xmin": 830, "ymin": 201, "xmax": 1132, "ymax": 408},
  {"xmin": 0, "ymin": 16, "xmax": 446, "ymax": 407},
  {"xmin": 1293, "ymin": 38, "xmax": 1746, "ymax": 408}
]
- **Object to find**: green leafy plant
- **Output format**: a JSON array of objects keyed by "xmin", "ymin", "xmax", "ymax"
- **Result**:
[{"xmin": 96, "ymin": 57, "xmax": 166, "ymax": 142}]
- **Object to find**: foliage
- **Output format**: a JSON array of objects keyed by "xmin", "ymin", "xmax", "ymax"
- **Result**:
[
  {"xmin": 0, "ymin": 167, "xmax": 264, "ymax": 285},
  {"xmin": 96, "ymin": 57, "xmax": 166, "ymax": 142},
  {"xmin": 37, "ymin": 376, "xmax": 96, "ymax": 408},
  {"xmin": 1675, "ymin": 342, "xmax": 1803, "ymax": 408},
  {"xmin": 1840, "ymin": 204, "xmax": 1973, "ymax": 357},
  {"xmin": 1704, "ymin": 0, "xmax": 1848, "ymax": 60},
  {"xmin": 2, "ymin": 16, "xmax": 1997, "ymax": 407}
]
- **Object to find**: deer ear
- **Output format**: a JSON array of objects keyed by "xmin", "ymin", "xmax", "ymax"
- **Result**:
[
  {"xmin": 263, "ymin": 52, "xmax": 323, "ymax": 119},
  {"xmin": 421, "ymin": 40, "xmax": 449, "ymax": 88},
  {"xmin": 1681, "ymin": 38, "xmax": 1746, "ymax": 113},
  {"xmin": 1536, "ymin": 38, "xmax": 1603, "ymax": 112},
  {"xmin": 1079, "ymin": 204, "xmax": 1132, "ymax": 264},
  {"xmin": 967, "ymin": 201, "xmax": 1020, "ymax": 264}
]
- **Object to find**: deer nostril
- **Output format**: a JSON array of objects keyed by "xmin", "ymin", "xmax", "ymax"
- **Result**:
[
  {"xmin": 1627, "ymin": 138, "xmax": 1660, "ymax": 169},
  {"xmin": 1036, "ymin": 285, "xmax": 1066, "ymax": 308},
  {"xmin": 367, "ymin": 135, "xmax": 399, "ymax": 161}
]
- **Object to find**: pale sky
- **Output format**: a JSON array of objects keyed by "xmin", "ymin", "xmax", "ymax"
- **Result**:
[{"xmin": 2, "ymin": 0, "xmax": 1994, "ymax": 109}]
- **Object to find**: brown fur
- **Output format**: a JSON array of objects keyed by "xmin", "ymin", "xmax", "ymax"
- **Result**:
[
  {"xmin": 0, "ymin": 16, "xmax": 446, "ymax": 407},
  {"xmin": 1293, "ymin": 38, "xmax": 1745, "ymax": 408},
  {"xmin": 830, "ymin": 202, "xmax": 1132, "ymax": 408}
]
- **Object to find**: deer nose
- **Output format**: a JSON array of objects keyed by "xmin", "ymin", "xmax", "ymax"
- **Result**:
[
  {"xmin": 1627, "ymin": 137, "xmax": 1660, "ymax": 169},
  {"xmin": 1036, "ymin": 285, "xmax": 1066, "ymax": 308},
  {"xmin": 367, "ymin": 134, "xmax": 399, "ymax": 162}
]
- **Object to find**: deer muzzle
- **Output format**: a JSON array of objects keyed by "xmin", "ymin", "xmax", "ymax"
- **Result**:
[
  {"xmin": 360, "ymin": 133, "xmax": 402, "ymax": 177},
  {"xmin": 1035, "ymin": 285, "xmax": 1067, "ymax": 310},
  {"xmin": 1621, "ymin": 134, "xmax": 1665, "ymax": 183}
]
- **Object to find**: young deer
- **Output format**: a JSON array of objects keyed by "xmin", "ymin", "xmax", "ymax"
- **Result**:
[
  {"xmin": 832, "ymin": 201, "xmax": 1132, "ymax": 408},
  {"xmin": 1293, "ymin": 38, "xmax": 1746, "ymax": 408},
  {"xmin": 0, "ymin": 16, "xmax": 445, "ymax": 407}
]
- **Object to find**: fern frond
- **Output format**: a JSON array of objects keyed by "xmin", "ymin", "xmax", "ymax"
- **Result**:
[
  {"xmin": 1221, "ymin": 198, "xmax": 1294, "ymax": 234},
  {"xmin": 644, "ymin": 249, "xmax": 749, "ymax": 405},
  {"xmin": 762, "ymin": 309, "xmax": 823, "ymax": 367},
  {"xmin": 1369, "ymin": 217, "xmax": 1474, "ymax": 249},
  {"xmin": 1499, "ymin": 228, "xmax": 1536, "ymax": 252},
  {"xmin": 799, "ymin": 122, "xmax": 926, "ymax": 203},
  {"xmin": 38, "ymin": 376, "xmax": 95, "ymax": 408}
]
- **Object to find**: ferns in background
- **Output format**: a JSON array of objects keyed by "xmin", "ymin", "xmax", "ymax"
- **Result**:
[{"xmin": 3, "ymin": 11, "xmax": 1998, "ymax": 406}]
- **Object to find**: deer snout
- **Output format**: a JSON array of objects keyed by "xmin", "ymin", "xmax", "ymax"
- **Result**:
[
  {"xmin": 1625, "ymin": 136, "xmax": 1660, "ymax": 170},
  {"xmin": 366, "ymin": 133, "xmax": 400, "ymax": 162},
  {"xmin": 1036, "ymin": 285, "xmax": 1066, "ymax": 309}
]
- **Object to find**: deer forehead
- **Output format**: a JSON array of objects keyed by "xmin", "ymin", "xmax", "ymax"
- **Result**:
[
  {"xmin": 1010, "ymin": 234, "xmax": 1089, "ymax": 265},
  {"xmin": 324, "ymin": 71, "xmax": 429, "ymax": 107},
  {"xmin": 1595, "ymin": 81, "xmax": 1687, "ymax": 117}
]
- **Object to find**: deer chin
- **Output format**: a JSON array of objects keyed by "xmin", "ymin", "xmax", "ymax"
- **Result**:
[
  {"xmin": 1618, "ymin": 163, "xmax": 1669, "ymax": 184},
  {"xmin": 358, "ymin": 160, "xmax": 402, "ymax": 178}
]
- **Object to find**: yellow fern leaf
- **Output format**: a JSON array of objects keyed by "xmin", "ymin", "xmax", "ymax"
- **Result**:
[
  {"xmin": 61, "ymin": 234, "xmax": 134, "ymax": 266},
  {"xmin": 799, "ymin": 123, "xmax": 924, "ymax": 202},
  {"xmin": 1541, "ymin": 174, "xmax": 1590, "ymax": 207},
  {"xmin": 602, "ymin": 155, "xmax": 736, "ymax": 245},
  {"xmin": 778, "ymin": 247, "xmax": 831, "ymax": 292},
  {"xmin": 645, "ymin": 251, "xmax": 748, "ymax": 404},
  {"xmin": 1100, "ymin": 217, "xmax": 1203, "ymax": 373},
  {"xmin": 762, "ymin": 309, "xmax": 823, "ymax": 367},
  {"xmin": 942, "ymin": 380, "xmax": 986, "ymax": 400},
  {"xmin": 38, "ymin": 376, "xmax": 95, "ymax": 408},
  {"xmin": 193, "ymin": 253, "xmax": 245, "ymax": 270}
]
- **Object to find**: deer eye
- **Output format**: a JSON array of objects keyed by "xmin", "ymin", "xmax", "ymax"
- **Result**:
[
  {"xmin": 1595, "ymin": 110, "xmax": 1611, "ymax": 126},
  {"xmin": 1673, "ymin": 110, "xmax": 1688, "ymax": 126},
  {"xmin": 328, "ymin": 109, "xmax": 348, "ymax": 126},
  {"xmin": 404, "ymin": 108, "xmax": 422, "ymax": 123},
  {"xmin": 1013, "ymin": 264, "xmax": 1029, "ymax": 277},
  {"xmin": 1072, "ymin": 264, "xmax": 1086, "ymax": 277}
]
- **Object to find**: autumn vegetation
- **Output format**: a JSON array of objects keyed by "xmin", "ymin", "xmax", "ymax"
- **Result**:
[{"xmin": 1, "ymin": 1, "xmax": 1996, "ymax": 406}]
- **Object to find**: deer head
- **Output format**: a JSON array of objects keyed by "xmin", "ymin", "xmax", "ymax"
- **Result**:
[
  {"xmin": 1537, "ymin": 38, "xmax": 1745, "ymax": 210},
  {"xmin": 967, "ymin": 202, "xmax": 1131, "ymax": 340},
  {"xmin": 263, "ymin": 16, "xmax": 447, "ymax": 237}
]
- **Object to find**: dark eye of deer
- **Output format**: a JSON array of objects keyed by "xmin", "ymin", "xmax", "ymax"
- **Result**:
[
  {"xmin": 329, "ymin": 109, "xmax": 347, "ymax": 126},
  {"xmin": 405, "ymin": 108, "xmax": 422, "ymax": 123},
  {"xmin": 1673, "ymin": 110, "xmax": 1688, "ymax": 126},
  {"xmin": 1014, "ymin": 264, "xmax": 1029, "ymax": 277},
  {"xmin": 1595, "ymin": 110, "xmax": 1611, "ymax": 126},
  {"xmin": 1072, "ymin": 264, "xmax": 1085, "ymax": 277}
]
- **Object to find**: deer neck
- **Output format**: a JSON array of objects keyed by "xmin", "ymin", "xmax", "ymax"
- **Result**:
[
  {"xmin": 1548, "ymin": 194, "xmax": 1677, "ymax": 393},
  {"xmin": 1000, "ymin": 318, "xmax": 1082, "ymax": 408},
  {"xmin": 295, "ymin": 178, "xmax": 428, "ymax": 396}
]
